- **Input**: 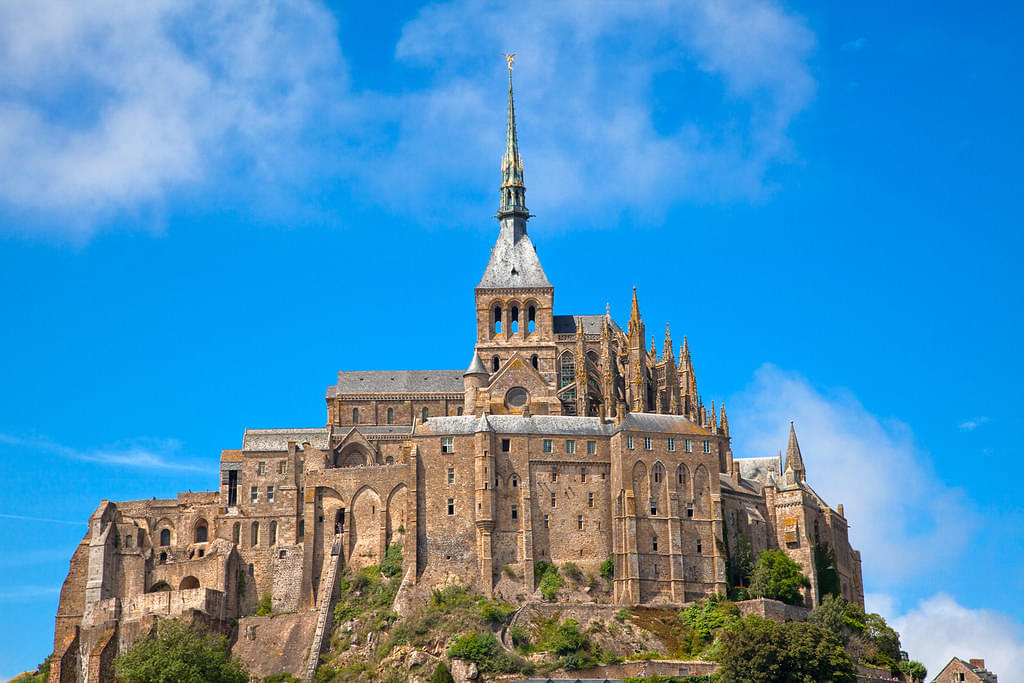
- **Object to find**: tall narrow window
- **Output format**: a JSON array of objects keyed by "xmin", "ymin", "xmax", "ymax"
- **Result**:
[
  {"xmin": 551, "ymin": 466, "xmax": 558, "ymax": 482},
  {"xmin": 511, "ymin": 474, "xmax": 518, "ymax": 487},
  {"xmin": 227, "ymin": 470, "xmax": 238, "ymax": 506},
  {"xmin": 587, "ymin": 440, "xmax": 596, "ymax": 455},
  {"xmin": 650, "ymin": 500, "xmax": 658, "ymax": 515},
  {"xmin": 580, "ymin": 467, "xmax": 587, "ymax": 482},
  {"xmin": 652, "ymin": 536, "xmax": 659, "ymax": 552},
  {"xmin": 457, "ymin": 407, "xmax": 463, "ymax": 415},
  {"xmin": 352, "ymin": 407, "xmax": 358, "ymax": 423},
  {"xmin": 696, "ymin": 540, "xmax": 702, "ymax": 554},
  {"xmin": 492, "ymin": 356, "xmax": 500, "ymax": 372},
  {"xmin": 653, "ymin": 462, "xmax": 664, "ymax": 483},
  {"xmin": 267, "ymin": 486, "xmax": 274, "ymax": 503},
  {"xmin": 232, "ymin": 523, "xmax": 240, "ymax": 544},
  {"xmin": 258, "ymin": 461, "xmax": 267, "ymax": 475},
  {"xmin": 588, "ymin": 492, "xmax": 594, "ymax": 507},
  {"xmin": 566, "ymin": 439, "xmax": 575, "ymax": 454},
  {"xmin": 685, "ymin": 439, "xmax": 693, "ymax": 453},
  {"xmin": 251, "ymin": 486, "xmax": 258, "ymax": 503},
  {"xmin": 195, "ymin": 523, "xmax": 208, "ymax": 543},
  {"xmin": 278, "ymin": 460, "xmax": 287, "ymax": 475},
  {"xmin": 528, "ymin": 306, "xmax": 536, "ymax": 333},
  {"xmin": 510, "ymin": 306, "xmax": 519, "ymax": 333},
  {"xmin": 543, "ymin": 439, "xmax": 552, "ymax": 453},
  {"xmin": 677, "ymin": 465, "xmax": 687, "ymax": 486},
  {"xmin": 502, "ymin": 439, "xmax": 511, "ymax": 452},
  {"xmin": 559, "ymin": 353, "xmax": 575, "ymax": 388},
  {"xmin": 687, "ymin": 503, "xmax": 694, "ymax": 518},
  {"xmin": 551, "ymin": 492, "xmax": 556, "ymax": 507},
  {"xmin": 493, "ymin": 305, "xmax": 502, "ymax": 334},
  {"xmin": 703, "ymin": 440, "xmax": 711, "ymax": 453},
  {"xmin": 511, "ymin": 504, "xmax": 518, "ymax": 520},
  {"xmin": 422, "ymin": 407, "xmax": 429, "ymax": 422},
  {"xmin": 251, "ymin": 522, "xmax": 259, "ymax": 546},
  {"xmin": 577, "ymin": 515, "xmax": 583, "ymax": 530},
  {"xmin": 447, "ymin": 467, "xmax": 455, "ymax": 484},
  {"xmin": 668, "ymin": 438, "xmax": 675, "ymax": 452},
  {"xmin": 531, "ymin": 354, "xmax": 538, "ymax": 369},
  {"xmin": 387, "ymin": 407, "xmax": 394, "ymax": 424},
  {"xmin": 644, "ymin": 437, "xmax": 653, "ymax": 450},
  {"xmin": 627, "ymin": 435, "xmax": 634, "ymax": 450},
  {"xmin": 270, "ymin": 521, "xmax": 278, "ymax": 545},
  {"xmin": 160, "ymin": 529, "xmax": 171, "ymax": 546},
  {"xmin": 543, "ymin": 514, "xmax": 549, "ymax": 529},
  {"xmin": 447, "ymin": 498, "xmax": 455, "ymax": 515}
]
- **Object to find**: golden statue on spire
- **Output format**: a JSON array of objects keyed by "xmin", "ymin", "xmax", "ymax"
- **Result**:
[{"xmin": 502, "ymin": 53, "xmax": 516, "ymax": 72}]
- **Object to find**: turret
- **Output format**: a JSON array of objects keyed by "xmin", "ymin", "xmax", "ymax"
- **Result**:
[
  {"xmin": 463, "ymin": 353, "xmax": 488, "ymax": 415},
  {"xmin": 784, "ymin": 421, "xmax": 806, "ymax": 484}
]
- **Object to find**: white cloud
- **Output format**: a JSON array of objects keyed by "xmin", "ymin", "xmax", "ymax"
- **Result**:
[
  {"xmin": 728, "ymin": 364, "xmax": 975, "ymax": 585},
  {"xmin": 0, "ymin": 0, "xmax": 817, "ymax": 239},
  {"xmin": 0, "ymin": 585, "xmax": 60, "ymax": 601},
  {"xmin": 959, "ymin": 416, "xmax": 990, "ymax": 431},
  {"xmin": 878, "ymin": 593, "xmax": 1024, "ymax": 681},
  {"xmin": 0, "ymin": 433, "xmax": 209, "ymax": 472}
]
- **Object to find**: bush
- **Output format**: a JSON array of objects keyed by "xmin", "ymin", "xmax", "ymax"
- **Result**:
[
  {"xmin": 508, "ymin": 625, "xmax": 531, "ymax": 650},
  {"xmin": 446, "ymin": 633, "xmax": 528, "ymax": 674},
  {"xmin": 11, "ymin": 655, "xmax": 51, "ymax": 683},
  {"xmin": 718, "ymin": 616, "xmax": 854, "ymax": 683},
  {"xmin": 263, "ymin": 675, "xmax": 300, "ymax": 683},
  {"xmin": 256, "ymin": 593, "xmax": 273, "ymax": 616},
  {"xmin": 680, "ymin": 595, "xmax": 740, "ymax": 640},
  {"xmin": 544, "ymin": 619, "xmax": 585, "ymax": 656},
  {"xmin": 114, "ymin": 619, "xmax": 249, "ymax": 683},
  {"xmin": 562, "ymin": 562, "xmax": 583, "ymax": 585},
  {"xmin": 599, "ymin": 556, "xmax": 615, "ymax": 581},
  {"xmin": 431, "ymin": 661, "xmax": 455, "ymax": 683},
  {"xmin": 478, "ymin": 598, "xmax": 516, "ymax": 625},
  {"xmin": 539, "ymin": 570, "xmax": 564, "ymax": 601},
  {"xmin": 380, "ymin": 543, "xmax": 403, "ymax": 579},
  {"xmin": 749, "ymin": 550, "xmax": 811, "ymax": 606}
]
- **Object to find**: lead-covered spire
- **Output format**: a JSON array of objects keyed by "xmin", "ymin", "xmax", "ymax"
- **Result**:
[{"xmin": 498, "ymin": 56, "xmax": 528, "ymax": 219}]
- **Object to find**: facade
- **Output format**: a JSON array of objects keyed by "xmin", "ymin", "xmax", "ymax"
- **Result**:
[
  {"xmin": 49, "ymin": 71, "xmax": 863, "ymax": 681},
  {"xmin": 933, "ymin": 658, "xmax": 998, "ymax": 683}
]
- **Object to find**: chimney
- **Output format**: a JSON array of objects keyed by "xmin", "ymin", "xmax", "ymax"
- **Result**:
[{"xmin": 969, "ymin": 659, "xmax": 986, "ymax": 669}]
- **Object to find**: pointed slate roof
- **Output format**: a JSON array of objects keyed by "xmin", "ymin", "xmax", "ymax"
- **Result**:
[
  {"xmin": 477, "ymin": 226, "xmax": 551, "ymax": 288},
  {"xmin": 465, "ymin": 353, "xmax": 488, "ymax": 376},
  {"xmin": 784, "ymin": 421, "xmax": 805, "ymax": 477}
]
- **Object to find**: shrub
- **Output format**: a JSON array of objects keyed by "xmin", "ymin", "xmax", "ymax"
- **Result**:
[
  {"xmin": 749, "ymin": 549, "xmax": 811, "ymax": 606},
  {"xmin": 562, "ymin": 562, "xmax": 583, "ymax": 585},
  {"xmin": 114, "ymin": 619, "xmax": 249, "ymax": 683},
  {"xmin": 599, "ymin": 556, "xmax": 615, "ymax": 581},
  {"xmin": 718, "ymin": 616, "xmax": 854, "ymax": 683},
  {"xmin": 256, "ymin": 593, "xmax": 273, "ymax": 616},
  {"xmin": 614, "ymin": 609, "xmax": 631, "ymax": 622},
  {"xmin": 680, "ymin": 595, "xmax": 739, "ymax": 640},
  {"xmin": 539, "ymin": 570, "xmax": 564, "ymax": 601},
  {"xmin": 544, "ymin": 618, "xmax": 585, "ymax": 655},
  {"xmin": 478, "ymin": 598, "xmax": 516, "ymax": 625},
  {"xmin": 431, "ymin": 662, "xmax": 455, "ymax": 683},
  {"xmin": 263, "ymin": 675, "xmax": 300, "ymax": 683},
  {"xmin": 380, "ymin": 543, "xmax": 403, "ymax": 579},
  {"xmin": 446, "ymin": 633, "xmax": 528, "ymax": 674},
  {"xmin": 508, "ymin": 625, "xmax": 531, "ymax": 650}
]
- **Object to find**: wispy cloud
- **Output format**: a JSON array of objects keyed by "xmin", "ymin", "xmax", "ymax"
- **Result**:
[
  {"xmin": 842, "ymin": 36, "xmax": 866, "ymax": 51},
  {"xmin": 0, "ymin": 513, "xmax": 85, "ymax": 526},
  {"xmin": 0, "ymin": 585, "xmax": 60, "ymax": 601},
  {"xmin": 728, "ymin": 364, "xmax": 975, "ymax": 585},
  {"xmin": 0, "ymin": 433, "xmax": 209, "ymax": 472},
  {"xmin": 959, "ymin": 416, "xmax": 990, "ymax": 431}
]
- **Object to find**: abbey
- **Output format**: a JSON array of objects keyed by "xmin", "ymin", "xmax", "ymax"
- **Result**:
[{"xmin": 49, "ymin": 72, "xmax": 863, "ymax": 681}]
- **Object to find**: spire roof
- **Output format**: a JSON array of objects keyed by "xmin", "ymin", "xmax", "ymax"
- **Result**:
[
  {"xmin": 464, "ymin": 353, "xmax": 488, "ymax": 376},
  {"xmin": 784, "ymin": 421, "xmax": 805, "ymax": 479},
  {"xmin": 498, "ymin": 61, "xmax": 527, "ymax": 218}
]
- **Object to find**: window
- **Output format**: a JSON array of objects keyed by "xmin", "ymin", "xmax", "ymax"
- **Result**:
[
  {"xmin": 457, "ymin": 406, "xmax": 463, "ymax": 415},
  {"xmin": 580, "ymin": 467, "xmax": 586, "ymax": 482},
  {"xmin": 492, "ymin": 355, "xmax": 500, "ymax": 372},
  {"xmin": 448, "ymin": 467, "xmax": 455, "ymax": 484},
  {"xmin": 387, "ymin": 407, "xmax": 394, "ymax": 424},
  {"xmin": 550, "ymin": 466, "xmax": 558, "ymax": 482},
  {"xmin": 587, "ymin": 440, "xmax": 596, "ymax": 455},
  {"xmin": 551, "ymin": 492, "xmax": 556, "ymax": 507},
  {"xmin": 251, "ymin": 486, "xmax": 258, "ymax": 503},
  {"xmin": 258, "ymin": 461, "xmax": 267, "ymax": 475},
  {"xmin": 696, "ymin": 540, "xmax": 702, "ymax": 554},
  {"xmin": 685, "ymin": 439, "xmax": 693, "ymax": 453},
  {"xmin": 566, "ymin": 439, "xmax": 575, "ymax": 454},
  {"xmin": 531, "ymin": 354, "xmax": 538, "ymax": 369},
  {"xmin": 559, "ymin": 353, "xmax": 575, "ymax": 388},
  {"xmin": 267, "ymin": 486, "xmax": 274, "ymax": 503},
  {"xmin": 270, "ymin": 521, "xmax": 278, "ymax": 545},
  {"xmin": 703, "ymin": 439, "xmax": 711, "ymax": 453},
  {"xmin": 441, "ymin": 437, "xmax": 454, "ymax": 453},
  {"xmin": 278, "ymin": 460, "xmax": 287, "ymax": 475},
  {"xmin": 627, "ymin": 435, "xmax": 634, "ymax": 450},
  {"xmin": 650, "ymin": 500, "xmax": 658, "ymax": 515},
  {"xmin": 506, "ymin": 387, "xmax": 528, "ymax": 408},
  {"xmin": 687, "ymin": 503, "xmax": 694, "ymax": 518},
  {"xmin": 298, "ymin": 520, "xmax": 304, "ymax": 538},
  {"xmin": 510, "ymin": 305, "xmax": 519, "ymax": 333},
  {"xmin": 543, "ymin": 515, "xmax": 549, "ymax": 529},
  {"xmin": 668, "ymin": 438, "xmax": 675, "ymax": 452},
  {"xmin": 160, "ymin": 529, "xmax": 171, "ymax": 546},
  {"xmin": 160, "ymin": 552, "xmax": 167, "ymax": 564},
  {"xmin": 511, "ymin": 474, "xmax": 518, "ymax": 487},
  {"xmin": 511, "ymin": 504, "xmax": 518, "ymax": 520},
  {"xmin": 653, "ymin": 462, "xmax": 664, "ymax": 483},
  {"xmin": 528, "ymin": 306, "xmax": 536, "ymax": 333},
  {"xmin": 447, "ymin": 498, "xmax": 455, "ymax": 515},
  {"xmin": 232, "ymin": 523, "xmax": 240, "ymax": 544},
  {"xmin": 543, "ymin": 439, "xmax": 552, "ymax": 453},
  {"xmin": 677, "ymin": 466, "xmax": 686, "ymax": 486},
  {"xmin": 588, "ymin": 492, "xmax": 594, "ymax": 508},
  {"xmin": 652, "ymin": 536, "xmax": 659, "ymax": 552},
  {"xmin": 195, "ymin": 523, "xmax": 208, "ymax": 543},
  {"xmin": 352, "ymin": 407, "xmax": 359, "ymax": 423},
  {"xmin": 493, "ymin": 305, "xmax": 502, "ymax": 334},
  {"xmin": 251, "ymin": 521, "xmax": 259, "ymax": 546},
  {"xmin": 422, "ymin": 407, "xmax": 429, "ymax": 422},
  {"xmin": 502, "ymin": 438, "xmax": 511, "ymax": 452},
  {"xmin": 577, "ymin": 515, "xmax": 583, "ymax": 530},
  {"xmin": 644, "ymin": 437, "xmax": 652, "ymax": 450}
]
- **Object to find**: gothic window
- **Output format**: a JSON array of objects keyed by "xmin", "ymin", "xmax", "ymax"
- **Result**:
[
  {"xmin": 528, "ymin": 305, "xmax": 536, "ymax": 333},
  {"xmin": 251, "ymin": 521, "xmax": 259, "ymax": 546},
  {"xmin": 559, "ymin": 352, "xmax": 575, "ymax": 388},
  {"xmin": 492, "ymin": 356, "xmax": 500, "ymax": 372},
  {"xmin": 194, "ymin": 521, "xmax": 208, "ymax": 543},
  {"xmin": 510, "ymin": 305, "xmax": 519, "ymax": 333},
  {"xmin": 387, "ymin": 407, "xmax": 394, "ymax": 424},
  {"xmin": 652, "ymin": 462, "xmax": 664, "ymax": 484},
  {"xmin": 159, "ymin": 529, "xmax": 170, "ymax": 546},
  {"xmin": 493, "ymin": 305, "xmax": 502, "ymax": 334},
  {"xmin": 677, "ymin": 465, "xmax": 687, "ymax": 487}
]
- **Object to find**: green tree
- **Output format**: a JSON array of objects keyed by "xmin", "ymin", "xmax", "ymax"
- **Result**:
[
  {"xmin": 114, "ymin": 619, "xmax": 249, "ymax": 683},
  {"xmin": 718, "ymin": 615, "xmax": 855, "ymax": 683},
  {"xmin": 431, "ymin": 661, "xmax": 455, "ymax": 683},
  {"xmin": 749, "ymin": 550, "xmax": 811, "ymax": 606},
  {"xmin": 898, "ymin": 660, "xmax": 928, "ymax": 682},
  {"xmin": 813, "ymin": 543, "xmax": 841, "ymax": 601},
  {"xmin": 599, "ymin": 555, "xmax": 615, "ymax": 581}
]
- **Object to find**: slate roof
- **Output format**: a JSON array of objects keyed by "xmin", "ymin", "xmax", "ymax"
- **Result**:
[
  {"xmin": 552, "ymin": 314, "xmax": 623, "ymax": 336},
  {"xmin": 332, "ymin": 370, "xmax": 465, "ymax": 394},
  {"xmin": 417, "ymin": 414, "xmax": 613, "ymax": 437},
  {"xmin": 737, "ymin": 455, "xmax": 782, "ymax": 485},
  {"xmin": 617, "ymin": 412, "xmax": 710, "ymax": 435},
  {"xmin": 243, "ymin": 428, "xmax": 328, "ymax": 451},
  {"xmin": 477, "ymin": 224, "xmax": 551, "ymax": 289}
]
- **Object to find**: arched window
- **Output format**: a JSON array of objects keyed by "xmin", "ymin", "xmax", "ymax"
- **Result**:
[
  {"xmin": 352, "ymin": 407, "xmax": 359, "ymax": 424},
  {"xmin": 180, "ymin": 576, "xmax": 200, "ymax": 590},
  {"xmin": 251, "ymin": 521, "xmax": 259, "ymax": 546},
  {"xmin": 194, "ymin": 521, "xmax": 208, "ymax": 543},
  {"xmin": 422, "ymin": 407, "xmax": 429, "ymax": 422},
  {"xmin": 232, "ymin": 523, "xmax": 240, "ymax": 544},
  {"xmin": 677, "ymin": 465, "xmax": 687, "ymax": 487},
  {"xmin": 159, "ymin": 529, "xmax": 171, "ymax": 546},
  {"xmin": 652, "ymin": 462, "xmax": 664, "ymax": 484},
  {"xmin": 387, "ymin": 407, "xmax": 394, "ymax": 424},
  {"xmin": 559, "ymin": 353, "xmax": 575, "ymax": 388},
  {"xmin": 528, "ymin": 306, "xmax": 536, "ymax": 333},
  {"xmin": 492, "ymin": 356, "xmax": 500, "ymax": 372},
  {"xmin": 270, "ymin": 521, "xmax": 278, "ymax": 546},
  {"xmin": 510, "ymin": 305, "xmax": 519, "ymax": 333},
  {"xmin": 493, "ymin": 305, "xmax": 502, "ymax": 334},
  {"xmin": 531, "ymin": 354, "xmax": 538, "ymax": 369}
]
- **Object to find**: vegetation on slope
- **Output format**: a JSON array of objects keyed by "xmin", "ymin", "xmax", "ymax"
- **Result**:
[{"xmin": 113, "ymin": 618, "xmax": 249, "ymax": 683}]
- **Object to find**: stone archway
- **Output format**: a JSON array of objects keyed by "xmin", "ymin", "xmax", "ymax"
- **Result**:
[{"xmin": 349, "ymin": 486, "xmax": 382, "ymax": 569}]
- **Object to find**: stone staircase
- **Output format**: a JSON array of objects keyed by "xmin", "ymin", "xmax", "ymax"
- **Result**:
[{"xmin": 303, "ymin": 535, "xmax": 343, "ymax": 683}]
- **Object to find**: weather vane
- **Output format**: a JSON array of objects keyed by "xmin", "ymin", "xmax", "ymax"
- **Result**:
[{"xmin": 502, "ymin": 53, "xmax": 516, "ymax": 72}]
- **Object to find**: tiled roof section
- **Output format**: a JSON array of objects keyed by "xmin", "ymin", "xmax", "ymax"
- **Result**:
[
  {"xmin": 477, "ymin": 226, "xmax": 551, "ymax": 289},
  {"xmin": 617, "ymin": 412, "xmax": 710, "ymax": 435},
  {"xmin": 243, "ymin": 428, "xmax": 328, "ymax": 451},
  {"xmin": 333, "ymin": 370, "xmax": 465, "ymax": 394},
  {"xmin": 737, "ymin": 456, "xmax": 782, "ymax": 485},
  {"xmin": 350, "ymin": 425, "xmax": 414, "ymax": 435},
  {"xmin": 417, "ymin": 414, "xmax": 612, "ymax": 437},
  {"xmin": 553, "ymin": 314, "xmax": 623, "ymax": 336},
  {"xmin": 720, "ymin": 472, "xmax": 762, "ymax": 496}
]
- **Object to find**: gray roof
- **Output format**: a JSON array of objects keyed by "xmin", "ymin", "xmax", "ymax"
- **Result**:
[
  {"xmin": 333, "ymin": 370, "xmax": 464, "ymax": 394},
  {"xmin": 243, "ymin": 429, "xmax": 328, "ymax": 451},
  {"xmin": 418, "ymin": 414, "xmax": 612, "ymax": 436},
  {"xmin": 477, "ymin": 224, "xmax": 551, "ymax": 289},
  {"xmin": 465, "ymin": 353, "xmax": 488, "ymax": 375},
  {"xmin": 617, "ymin": 412, "xmax": 710, "ymax": 435},
  {"xmin": 347, "ymin": 425, "xmax": 413, "ymax": 435},
  {"xmin": 553, "ymin": 314, "xmax": 623, "ymax": 336},
  {"xmin": 737, "ymin": 455, "xmax": 782, "ymax": 485}
]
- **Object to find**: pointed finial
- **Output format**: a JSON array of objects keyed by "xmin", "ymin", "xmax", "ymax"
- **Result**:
[
  {"xmin": 498, "ymin": 54, "xmax": 527, "ymax": 219},
  {"xmin": 720, "ymin": 403, "xmax": 729, "ymax": 437},
  {"xmin": 502, "ymin": 53, "xmax": 516, "ymax": 72},
  {"xmin": 785, "ymin": 421, "xmax": 805, "ymax": 480},
  {"xmin": 606, "ymin": 302, "xmax": 611, "ymax": 317}
]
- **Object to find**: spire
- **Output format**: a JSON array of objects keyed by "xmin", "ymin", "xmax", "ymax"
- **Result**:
[
  {"xmin": 628, "ymin": 286, "xmax": 645, "ymax": 345},
  {"xmin": 498, "ymin": 55, "xmax": 528, "ymax": 220},
  {"xmin": 664, "ymin": 323, "xmax": 674, "ymax": 359},
  {"xmin": 784, "ymin": 421, "xmax": 806, "ymax": 481},
  {"xmin": 650, "ymin": 336, "xmax": 657, "ymax": 358},
  {"xmin": 720, "ymin": 403, "xmax": 729, "ymax": 438},
  {"xmin": 711, "ymin": 400, "xmax": 718, "ymax": 432}
]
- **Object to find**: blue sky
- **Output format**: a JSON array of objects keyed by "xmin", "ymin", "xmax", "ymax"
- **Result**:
[{"xmin": 1, "ymin": 0, "xmax": 1022, "ymax": 678}]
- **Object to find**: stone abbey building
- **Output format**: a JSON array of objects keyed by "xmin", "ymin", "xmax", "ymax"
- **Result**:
[{"xmin": 49, "ymin": 71, "xmax": 864, "ymax": 681}]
